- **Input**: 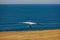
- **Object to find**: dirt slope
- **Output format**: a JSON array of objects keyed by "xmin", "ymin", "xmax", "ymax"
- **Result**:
[{"xmin": 0, "ymin": 30, "xmax": 60, "ymax": 40}]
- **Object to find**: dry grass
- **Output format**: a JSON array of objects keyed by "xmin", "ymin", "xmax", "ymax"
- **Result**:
[{"xmin": 0, "ymin": 30, "xmax": 60, "ymax": 40}]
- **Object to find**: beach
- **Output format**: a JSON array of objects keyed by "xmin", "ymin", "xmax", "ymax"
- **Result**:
[{"xmin": 0, "ymin": 30, "xmax": 60, "ymax": 40}]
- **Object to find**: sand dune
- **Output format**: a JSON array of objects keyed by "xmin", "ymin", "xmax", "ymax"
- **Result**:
[{"xmin": 0, "ymin": 30, "xmax": 60, "ymax": 40}]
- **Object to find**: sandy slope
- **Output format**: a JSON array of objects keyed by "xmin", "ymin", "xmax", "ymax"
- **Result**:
[{"xmin": 0, "ymin": 30, "xmax": 60, "ymax": 40}]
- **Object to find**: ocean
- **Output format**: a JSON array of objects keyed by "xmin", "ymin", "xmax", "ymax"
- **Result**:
[{"xmin": 0, "ymin": 4, "xmax": 60, "ymax": 31}]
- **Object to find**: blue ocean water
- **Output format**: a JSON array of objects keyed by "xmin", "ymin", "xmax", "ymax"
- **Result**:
[{"xmin": 0, "ymin": 4, "xmax": 60, "ymax": 31}]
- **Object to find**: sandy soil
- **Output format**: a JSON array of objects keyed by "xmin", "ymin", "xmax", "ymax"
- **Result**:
[{"xmin": 0, "ymin": 30, "xmax": 60, "ymax": 40}]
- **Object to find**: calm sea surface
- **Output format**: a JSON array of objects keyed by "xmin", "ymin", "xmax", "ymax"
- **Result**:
[{"xmin": 0, "ymin": 4, "xmax": 60, "ymax": 31}]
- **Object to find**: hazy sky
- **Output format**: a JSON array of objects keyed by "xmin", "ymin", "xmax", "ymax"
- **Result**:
[{"xmin": 0, "ymin": 0, "xmax": 60, "ymax": 4}]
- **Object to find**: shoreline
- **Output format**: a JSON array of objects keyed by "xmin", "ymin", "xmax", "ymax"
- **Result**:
[{"xmin": 0, "ymin": 29, "xmax": 60, "ymax": 32}]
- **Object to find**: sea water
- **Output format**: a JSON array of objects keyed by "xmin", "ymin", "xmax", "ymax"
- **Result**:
[{"xmin": 0, "ymin": 4, "xmax": 60, "ymax": 31}]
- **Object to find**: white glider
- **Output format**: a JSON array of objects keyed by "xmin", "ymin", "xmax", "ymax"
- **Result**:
[{"xmin": 20, "ymin": 22, "xmax": 37, "ymax": 25}]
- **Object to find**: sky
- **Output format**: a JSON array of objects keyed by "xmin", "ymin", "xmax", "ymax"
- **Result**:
[{"xmin": 0, "ymin": 0, "xmax": 60, "ymax": 4}]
